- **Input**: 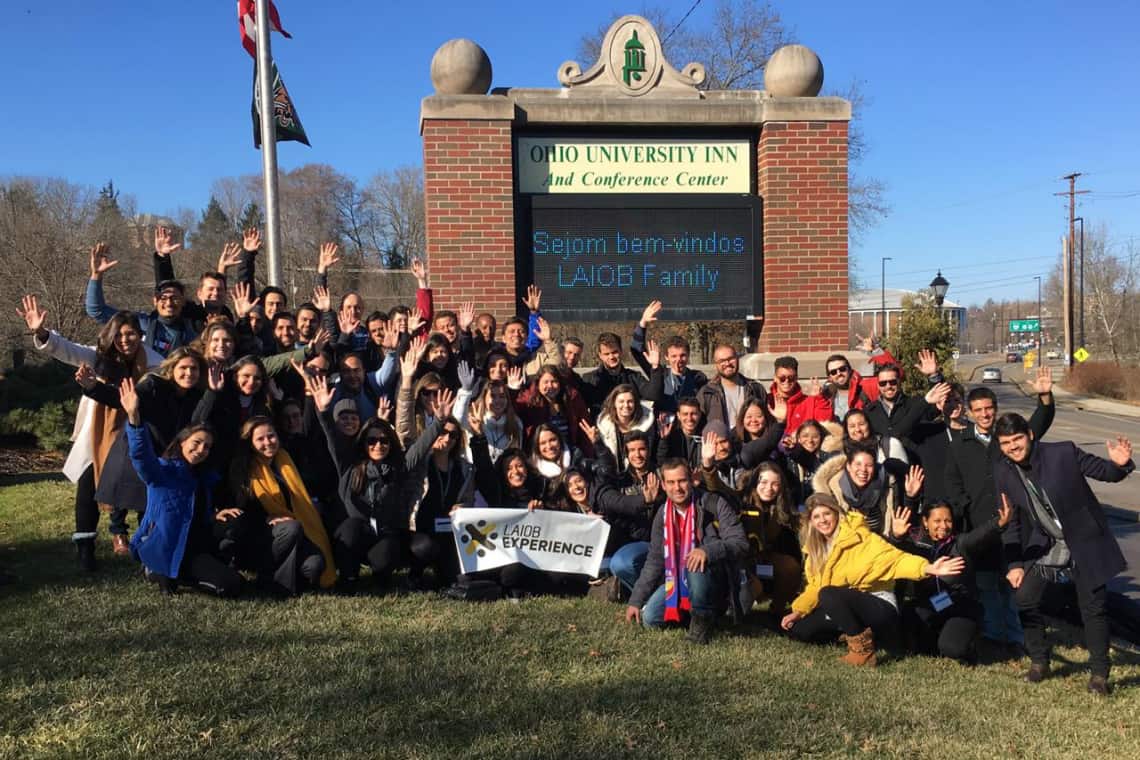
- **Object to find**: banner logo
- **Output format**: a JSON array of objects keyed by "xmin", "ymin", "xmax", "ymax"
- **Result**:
[{"xmin": 459, "ymin": 519, "xmax": 499, "ymax": 558}]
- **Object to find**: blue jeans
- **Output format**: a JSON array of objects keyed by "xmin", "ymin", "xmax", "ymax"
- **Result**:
[
  {"xmin": 641, "ymin": 569, "xmax": 717, "ymax": 628},
  {"xmin": 610, "ymin": 541, "xmax": 650, "ymax": 593},
  {"xmin": 976, "ymin": 571, "xmax": 1024, "ymax": 644}
]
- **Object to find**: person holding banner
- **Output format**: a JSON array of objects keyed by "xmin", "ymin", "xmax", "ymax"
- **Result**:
[{"xmin": 626, "ymin": 459, "xmax": 748, "ymax": 644}]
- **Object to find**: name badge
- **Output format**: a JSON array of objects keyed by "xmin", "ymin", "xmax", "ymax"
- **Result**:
[
  {"xmin": 754, "ymin": 564, "xmax": 774, "ymax": 578},
  {"xmin": 930, "ymin": 591, "xmax": 953, "ymax": 612},
  {"xmin": 434, "ymin": 517, "xmax": 453, "ymax": 534}
]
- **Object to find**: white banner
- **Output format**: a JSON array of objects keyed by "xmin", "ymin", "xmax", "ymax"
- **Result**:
[{"xmin": 450, "ymin": 509, "xmax": 610, "ymax": 577}]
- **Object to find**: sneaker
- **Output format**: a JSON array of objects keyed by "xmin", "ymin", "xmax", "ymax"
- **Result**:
[
  {"xmin": 686, "ymin": 613, "xmax": 713, "ymax": 645},
  {"xmin": 1025, "ymin": 663, "xmax": 1049, "ymax": 683},
  {"xmin": 1087, "ymin": 675, "xmax": 1110, "ymax": 696}
]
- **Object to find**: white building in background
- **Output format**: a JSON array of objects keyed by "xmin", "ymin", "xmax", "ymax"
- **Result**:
[{"xmin": 849, "ymin": 288, "xmax": 966, "ymax": 344}]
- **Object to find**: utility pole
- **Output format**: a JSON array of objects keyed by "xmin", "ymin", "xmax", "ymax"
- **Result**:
[
  {"xmin": 1074, "ymin": 216, "xmax": 1085, "ymax": 348},
  {"xmin": 880, "ymin": 257, "xmax": 891, "ymax": 338},
  {"xmin": 1056, "ymin": 173, "xmax": 1088, "ymax": 368}
]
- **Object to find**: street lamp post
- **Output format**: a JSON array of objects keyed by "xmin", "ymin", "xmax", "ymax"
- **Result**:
[
  {"xmin": 881, "ymin": 257, "xmax": 892, "ymax": 338},
  {"xmin": 1034, "ymin": 275, "xmax": 1042, "ymax": 357},
  {"xmin": 1074, "ymin": 216, "xmax": 1085, "ymax": 348},
  {"xmin": 930, "ymin": 270, "xmax": 950, "ymax": 338}
]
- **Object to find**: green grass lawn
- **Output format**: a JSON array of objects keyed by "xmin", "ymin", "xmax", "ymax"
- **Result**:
[{"xmin": 2, "ymin": 477, "xmax": 1139, "ymax": 759}]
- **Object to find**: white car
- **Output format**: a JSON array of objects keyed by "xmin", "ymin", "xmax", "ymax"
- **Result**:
[
  {"xmin": 1046, "ymin": 350, "xmax": 1059, "ymax": 360},
  {"xmin": 981, "ymin": 367, "xmax": 1002, "ymax": 384}
]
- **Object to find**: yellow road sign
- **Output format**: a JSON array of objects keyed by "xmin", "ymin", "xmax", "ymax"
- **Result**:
[{"xmin": 1074, "ymin": 347, "xmax": 1090, "ymax": 363}]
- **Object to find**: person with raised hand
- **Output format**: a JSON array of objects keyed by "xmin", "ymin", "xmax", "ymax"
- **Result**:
[
  {"xmin": 85, "ymin": 238, "xmax": 197, "ymax": 357},
  {"xmin": 892, "ymin": 499, "xmax": 1012, "ymax": 664},
  {"xmin": 994, "ymin": 413, "xmax": 1134, "ymax": 695},
  {"xmin": 21, "ymin": 293, "xmax": 165, "ymax": 569},
  {"xmin": 594, "ymin": 430, "xmax": 664, "ymax": 595},
  {"xmin": 632, "ymin": 301, "xmax": 709, "ymax": 415},
  {"xmin": 781, "ymin": 492, "xmax": 966, "ymax": 667},
  {"xmin": 514, "ymin": 364, "xmax": 594, "ymax": 458},
  {"xmin": 119, "ymin": 376, "xmax": 242, "ymax": 598}
]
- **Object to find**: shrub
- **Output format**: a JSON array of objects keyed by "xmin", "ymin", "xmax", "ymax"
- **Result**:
[
  {"xmin": 1067, "ymin": 361, "xmax": 1127, "ymax": 399},
  {"xmin": 0, "ymin": 399, "xmax": 79, "ymax": 451}
]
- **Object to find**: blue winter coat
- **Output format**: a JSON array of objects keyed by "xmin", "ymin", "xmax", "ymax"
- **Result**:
[{"xmin": 126, "ymin": 423, "xmax": 218, "ymax": 578}]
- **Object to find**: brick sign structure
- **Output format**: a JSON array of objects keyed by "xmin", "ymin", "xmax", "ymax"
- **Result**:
[{"xmin": 420, "ymin": 17, "xmax": 850, "ymax": 353}]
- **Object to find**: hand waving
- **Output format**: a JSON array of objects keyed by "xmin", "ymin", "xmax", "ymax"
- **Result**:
[
  {"xmin": 242, "ymin": 228, "xmax": 262, "ymax": 253},
  {"xmin": 640, "ymin": 300, "xmax": 662, "ymax": 328},
  {"xmin": 154, "ymin": 226, "xmax": 182, "ymax": 257},
  {"xmin": 522, "ymin": 284, "xmax": 542, "ymax": 313},
  {"xmin": 317, "ymin": 242, "xmax": 341, "ymax": 273},
  {"xmin": 1107, "ymin": 436, "xmax": 1134, "ymax": 467},
  {"xmin": 17, "ymin": 294, "xmax": 47, "ymax": 335},
  {"xmin": 89, "ymin": 242, "xmax": 118, "ymax": 278},
  {"xmin": 915, "ymin": 348, "xmax": 938, "ymax": 376},
  {"xmin": 1032, "ymin": 366, "xmax": 1054, "ymax": 396}
]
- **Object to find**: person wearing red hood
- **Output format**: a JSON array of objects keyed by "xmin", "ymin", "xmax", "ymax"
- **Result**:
[
  {"xmin": 821, "ymin": 341, "xmax": 900, "ymax": 421},
  {"xmin": 769, "ymin": 356, "xmax": 832, "ymax": 436}
]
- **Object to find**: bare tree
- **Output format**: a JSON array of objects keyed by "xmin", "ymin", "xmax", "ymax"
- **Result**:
[{"xmin": 365, "ymin": 166, "xmax": 425, "ymax": 269}]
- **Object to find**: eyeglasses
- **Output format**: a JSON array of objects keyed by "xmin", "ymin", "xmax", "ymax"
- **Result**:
[
  {"xmin": 715, "ymin": 355, "xmax": 738, "ymax": 365},
  {"xmin": 878, "ymin": 379, "xmax": 899, "ymax": 387},
  {"xmin": 366, "ymin": 437, "xmax": 390, "ymax": 448},
  {"xmin": 827, "ymin": 366, "xmax": 851, "ymax": 376},
  {"xmin": 156, "ymin": 294, "xmax": 183, "ymax": 303},
  {"xmin": 775, "ymin": 374, "xmax": 797, "ymax": 383},
  {"xmin": 443, "ymin": 428, "xmax": 460, "ymax": 438}
]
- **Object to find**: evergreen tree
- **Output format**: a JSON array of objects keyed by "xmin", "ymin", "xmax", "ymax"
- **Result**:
[
  {"xmin": 885, "ymin": 294, "xmax": 960, "ymax": 396},
  {"xmin": 189, "ymin": 196, "xmax": 234, "ymax": 262},
  {"xmin": 238, "ymin": 201, "xmax": 264, "ymax": 231}
]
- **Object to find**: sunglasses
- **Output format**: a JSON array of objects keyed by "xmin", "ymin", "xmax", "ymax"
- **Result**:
[
  {"xmin": 366, "ymin": 437, "xmax": 391, "ymax": 448},
  {"xmin": 827, "ymin": 366, "xmax": 851, "ymax": 376},
  {"xmin": 443, "ymin": 428, "xmax": 460, "ymax": 438},
  {"xmin": 878, "ymin": 379, "xmax": 899, "ymax": 387},
  {"xmin": 775, "ymin": 374, "xmax": 797, "ymax": 383}
]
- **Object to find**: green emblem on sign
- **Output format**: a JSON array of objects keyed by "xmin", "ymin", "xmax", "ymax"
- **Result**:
[{"xmin": 622, "ymin": 30, "xmax": 646, "ymax": 85}]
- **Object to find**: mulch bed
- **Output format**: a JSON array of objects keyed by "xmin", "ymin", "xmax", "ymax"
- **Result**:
[{"xmin": 0, "ymin": 447, "xmax": 65, "ymax": 476}]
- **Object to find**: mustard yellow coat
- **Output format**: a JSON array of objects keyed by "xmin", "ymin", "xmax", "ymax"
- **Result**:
[{"xmin": 791, "ymin": 512, "xmax": 928, "ymax": 617}]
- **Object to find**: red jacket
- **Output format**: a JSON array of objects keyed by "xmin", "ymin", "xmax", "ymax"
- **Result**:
[
  {"xmin": 769, "ymin": 382, "xmax": 833, "ymax": 435},
  {"xmin": 514, "ymin": 383, "xmax": 594, "ymax": 457},
  {"xmin": 840, "ymin": 349, "xmax": 900, "ymax": 413}
]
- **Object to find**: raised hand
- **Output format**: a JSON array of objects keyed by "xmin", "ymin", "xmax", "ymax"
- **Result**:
[
  {"xmin": 457, "ymin": 301, "xmax": 476, "ymax": 333},
  {"xmin": 406, "ymin": 307, "xmax": 425, "ymax": 335},
  {"xmin": 640, "ymin": 299, "xmax": 662, "ymax": 328},
  {"xmin": 998, "ymin": 493, "xmax": 1014, "ymax": 528},
  {"xmin": 859, "ymin": 334, "xmax": 875, "ymax": 353},
  {"xmin": 411, "ymin": 258, "xmax": 428, "ymax": 287},
  {"xmin": 242, "ymin": 228, "xmax": 262, "ymax": 253},
  {"xmin": 534, "ymin": 316, "xmax": 552, "ymax": 344},
  {"xmin": 467, "ymin": 398, "xmax": 485, "ymax": 435},
  {"xmin": 376, "ymin": 395, "xmax": 393, "ymax": 422},
  {"xmin": 904, "ymin": 464, "xmax": 925, "ymax": 498},
  {"xmin": 915, "ymin": 348, "xmax": 938, "ymax": 376},
  {"xmin": 400, "ymin": 335, "xmax": 426, "ymax": 382},
  {"xmin": 431, "ymin": 386, "xmax": 456, "ymax": 420},
  {"xmin": 381, "ymin": 321, "xmax": 400, "ymax": 351},
  {"xmin": 1107, "ymin": 436, "xmax": 1134, "ymax": 467},
  {"xmin": 317, "ymin": 242, "xmax": 341, "ymax": 273},
  {"xmin": 309, "ymin": 327, "xmax": 331, "ymax": 355},
  {"xmin": 457, "ymin": 360, "xmax": 477, "ymax": 392},
  {"xmin": 644, "ymin": 339, "xmax": 660, "ymax": 369},
  {"xmin": 522, "ymin": 284, "xmax": 542, "ymax": 313},
  {"xmin": 217, "ymin": 242, "xmax": 243, "ymax": 272},
  {"xmin": 231, "ymin": 281, "xmax": 259, "ymax": 319},
  {"xmin": 154, "ymin": 226, "xmax": 182, "ymax": 257},
  {"xmin": 578, "ymin": 419, "xmax": 598, "ymax": 444},
  {"xmin": 337, "ymin": 305, "xmax": 360, "ymax": 336},
  {"xmin": 925, "ymin": 382, "xmax": 951, "ymax": 407},
  {"xmin": 308, "ymin": 374, "xmax": 334, "ymax": 412},
  {"xmin": 771, "ymin": 396, "xmax": 788, "ymax": 423},
  {"xmin": 701, "ymin": 430, "xmax": 718, "ymax": 467},
  {"xmin": 807, "ymin": 376, "xmax": 822, "ymax": 397},
  {"xmin": 89, "ymin": 242, "xmax": 118, "ymax": 278},
  {"xmin": 657, "ymin": 412, "xmax": 674, "ymax": 439},
  {"xmin": 506, "ymin": 365, "xmax": 525, "ymax": 391},
  {"xmin": 17, "ymin": 294, "xmax": 47, "ymax": 335},
  {"xmin": 207, "ymin": 362, "xmax": 226, "ymax": 392},
  {"xmin": 1032, "ymin": 366, "xmax": 1054, "ymax": 395},
  {"xmin": 927, "ymin": 556, "xmax": 966, "ymax": 577},
  {"xmin": 642, "ymin": 472, "xmax": 660, "ymax": 504},
  {"xmin": 312, "ymin": 285, "xmax": 331, "ymax": 313},
  {"xmin": 890, "ymin": 505, "xmax": 913, "ymax": 539},
  {"xmin": 74, "ymin": 363, "xmax": 97, "ymax": 390},
  {"xmin": 119, "ymin": 377, "xmax": 141, "ymax": 424}
]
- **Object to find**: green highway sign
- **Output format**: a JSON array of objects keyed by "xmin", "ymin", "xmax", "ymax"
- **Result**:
[{"xmin": 1009, "ymin": 319, "xmax": 1041, "ymax": 333}]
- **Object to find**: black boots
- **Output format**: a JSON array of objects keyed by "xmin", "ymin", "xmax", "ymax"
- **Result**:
[
  {"xmin": 76, "ymin": 538, "xmax": 97, "ymax": 572},
  {"xmin": 686, "ymin": 613, "xmax": 714, "ymax": 645}
]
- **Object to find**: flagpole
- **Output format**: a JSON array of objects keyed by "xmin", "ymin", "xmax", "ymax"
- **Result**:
[{"xmin": 255, "ymin": 0, "xmax": 283, "ymax": 286}]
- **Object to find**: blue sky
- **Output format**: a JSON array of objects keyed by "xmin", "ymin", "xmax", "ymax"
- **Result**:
[{"xmin": 3, "ymin": 1, "xmax": 1137, "ymax": 306}]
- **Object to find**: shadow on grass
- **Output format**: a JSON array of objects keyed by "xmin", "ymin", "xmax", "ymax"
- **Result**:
[{"xmin": 0, "ymin": 471, "xmax": 68, "ymax": 487}]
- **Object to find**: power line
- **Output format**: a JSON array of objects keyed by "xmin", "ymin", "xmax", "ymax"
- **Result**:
[{"xmin": 663, "ymin": 0, "xmax": 703, "ymax": 43}]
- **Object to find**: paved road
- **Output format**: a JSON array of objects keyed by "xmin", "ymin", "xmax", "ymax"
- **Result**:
[{"xmin": 965, "ymin": 356, "xmax": 1140, "ymax": 605}]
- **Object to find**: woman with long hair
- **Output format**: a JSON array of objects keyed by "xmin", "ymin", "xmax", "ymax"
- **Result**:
[
  {"xmin": 738, "ymin": 462, "xmax": 802, "ymax": 616},
  {"xmin": 227, "ymin": 416, "xmax": 337, "ymax": 594},
  {"xmin": 119, "ymin": 377, "xmax": 242, "ymax": 597},
  {"xmin": 780, "ymin": 493, "xmax": 965, "ymax": 667},
  {"xmin": 780, "ymin": 418, "xmax": 843, "ymax": 506},
  {"xmin": 595, "ymin": 383, "xmax": 657, "ymax": 472},
  {"xmin": 455, "ymin": 378, "xmax": 523, "ymax": 464},
  {"xmin": 20, "ymin": 291, "xmax": 164, "ymax": 570},
  {"xmin": 77, "ymin": 346, "xmax": 210, "ymax": 561},
  {"xmin": 514, "ymin": 365, "xmax": 593, "ymax": 458},
  {"xmin": 814, "ymin": 443, "xmax": 924, "ymax": 536}
]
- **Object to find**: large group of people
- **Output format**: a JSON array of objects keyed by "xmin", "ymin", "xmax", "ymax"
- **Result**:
[{"xmin": 19, "ymin": 227, "xmax": 1135, "ymax": 694}]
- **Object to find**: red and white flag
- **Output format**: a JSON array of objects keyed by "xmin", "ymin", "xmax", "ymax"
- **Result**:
[{"xmin": 238, "ymin": 0, "xmax": 292, "ymax": 59}]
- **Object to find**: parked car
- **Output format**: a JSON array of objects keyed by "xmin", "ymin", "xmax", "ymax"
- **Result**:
[
  {"xmin": 981, "ymin": 367, "xmax": 1002, "ymax": 384},
  {"xmin": 1046, "ymin": 349, "xmax": 1059, "ymax": 360},
  {"xmin": 1005, "ymin": 352, "xmax": 1021, "ymax": 363}
]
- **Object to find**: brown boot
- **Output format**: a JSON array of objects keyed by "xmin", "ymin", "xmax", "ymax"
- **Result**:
[
  {"xmin": 111, "ymin": 534, "xmax": 130, "ymax": 556},
  {"xmin": 839, "ymin": 627, "xmax": 877, "ymax": 667}
]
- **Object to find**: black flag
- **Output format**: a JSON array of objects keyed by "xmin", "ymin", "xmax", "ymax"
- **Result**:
[{"xmin": 252, "ymin": 59, "xmax": 310, "ymax": 148}]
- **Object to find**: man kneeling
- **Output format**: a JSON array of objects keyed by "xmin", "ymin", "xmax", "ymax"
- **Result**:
[{"xmin": 625, "ymin": 458, "xmax": 748, "ymax": 643}]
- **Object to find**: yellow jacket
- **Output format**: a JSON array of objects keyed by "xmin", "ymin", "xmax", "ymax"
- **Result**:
[{"xmin": 791, "ymin": 512, "xmax": 928, "ymax": 617}]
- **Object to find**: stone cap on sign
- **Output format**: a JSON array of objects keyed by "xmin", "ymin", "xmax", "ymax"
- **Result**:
[{"xmin": 420, "ymin": 15, "xmax": 850, "ymax": 131}]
